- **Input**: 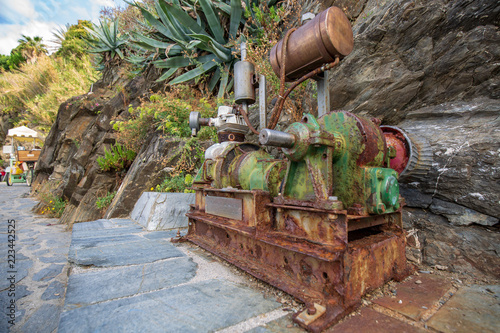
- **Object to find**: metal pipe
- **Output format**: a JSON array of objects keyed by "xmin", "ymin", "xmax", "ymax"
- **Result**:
[
  {"xmin": 259, "ymin": 129, "xmax": 296, "ymax": 148},
  {"xmin": 316, "ymin": 70, "xmax": 330, "ymax": 117},
  {"xmin": 259, "ymin": 75, "xmax": 267, "ymax": 130},
  {"xmin": 241, "ymin": 42, "xmax": 246, "ymax": 61}
]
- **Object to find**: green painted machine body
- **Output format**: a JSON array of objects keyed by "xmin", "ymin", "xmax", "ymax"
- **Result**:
[
  {"xmin": 194, "ymin": 110, "xmax": 401, "ymax": 216},
  {"xmin": 194, "ymin": 143, "xmax": 287, "ymax": 197}
]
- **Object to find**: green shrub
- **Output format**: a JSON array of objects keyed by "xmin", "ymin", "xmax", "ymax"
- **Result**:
[
  {"xmin": 96, "ymin": 191, "xmax": 117, "ymax": 210},
  {"xmin": 112, "ymin": 87, "xmax": 216, "ymax": 152},
  {"xmin": 97, "ymin": 143, "xmax": 137, "ymax": 172},
  {"xmin": 39, "ymin": 193, "xmax": 67, "ymax": 218},
  {"xmin": 154, "ymin": 173, "xmax": 194, "ymax": 193}
]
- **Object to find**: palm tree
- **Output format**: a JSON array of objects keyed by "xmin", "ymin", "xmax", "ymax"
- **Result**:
[{"xmin": 16, "ymin": 35, "xmax": 48, "ymax": 64}]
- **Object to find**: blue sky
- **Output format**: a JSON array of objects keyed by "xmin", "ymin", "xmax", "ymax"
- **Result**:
[{"xmin": 0, "ymin": 0, "xmax": 128, "ymax": 55}]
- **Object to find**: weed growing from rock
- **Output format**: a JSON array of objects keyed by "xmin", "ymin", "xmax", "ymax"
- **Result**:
[
  {"xmin": 95, "ymin": 191, "xmax": 117, "ymax": 210},
  {"xmin": 97, "ymin": 143, "xmax": 137, "ymax": 172},
  {"xmin": 39, "ymin": 193, "xmax": 67, "ymax": 218}
]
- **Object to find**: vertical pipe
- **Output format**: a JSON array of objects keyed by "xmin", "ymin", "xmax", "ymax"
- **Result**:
[
  {"xmin": 241, "ymin": 42, "xmax": 247, "ymax": 61},
  {"xmin": 259, "ymin": 75, "xmax": 267, "ymax": 129},
  {"xmin": 316, "ymin": 70, "xmax": 330, "ymax": 117}
]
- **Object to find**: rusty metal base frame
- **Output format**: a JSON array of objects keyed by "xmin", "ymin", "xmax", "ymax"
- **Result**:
[{"xmin": 186, "ymin": 188, "xmax": 410, "ymax": 332}]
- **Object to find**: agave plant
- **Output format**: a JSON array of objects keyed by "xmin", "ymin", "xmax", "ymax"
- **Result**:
[
  {"xmin": 85, "ymin": 19, "xmax": 128, "ymax": 68},
  {"xmin": 128, "ymin": 0, "xmax": 273, "ymax": 98},
  {"xmin": 51, "ymin": 24, "xmax": 71, "ymax": 52}
]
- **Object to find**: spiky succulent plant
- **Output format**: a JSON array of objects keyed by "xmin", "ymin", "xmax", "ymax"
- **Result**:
[
  {"xmin": 85, "ymin": 19, "xmax": 128, "ymax": 68},
  {"xmin": 128, "ymin": 0, "xmax": 268, "ymax": 98}
]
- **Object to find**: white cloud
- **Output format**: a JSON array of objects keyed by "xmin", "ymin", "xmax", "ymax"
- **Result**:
[
  {"xmin": 0, "ymin": 20, "xmax": 59, "ymax": 55},
  {"xmin": 0, "ymin": 0, "xmax": 126, "ymax": 55},
  {"xmin": 0, "ymin": 0, "xmax": 37, "ymax": 22},
  {"xmin": 90, "ymin": 0, "xmax": 115, "ymax": 6}
]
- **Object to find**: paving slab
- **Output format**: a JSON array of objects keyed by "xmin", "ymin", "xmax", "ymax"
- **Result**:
[
  {"xmin": 68, "ymin": 238, "xmax": 185, "ymax": 267},
  {"xmin": 247, "ymin": 313, "xmax": 304, "ymax": 333},
  {"xmin": 427, "ymin": 285, "xmax": 500, "ymax": 333},
  {"xmin": 327, "ymin": 308, "xmax": 427, "ymax": 333},
  {"xmin": 0, "ymin": 285, "xmax": 33, "ymax": 331},
  {"xmin": 70, "ymin": 233, "xmax": 144, "ymax": 247},
  {"xmin": 32, "ymin": 264, "xmax": 64, "ymax": 282},
  {"xmin": 142, "ymin": 230, "xmax": 179, "ymax": 240},
  {"xmin": 18, "ymin": 304, "xmax": 62, "ymax": 333},
  {"xmin": 59, "ymin": 279, "xmax": 281, "ymax": 333},
  {"xmin": 41, "ymin": 280, "xmax": 65, "ymax": 300},
  {"xmin": 72, "ymin": 218, "xmax": 141, "ymax": 232},
  {"xmin": 64, "ymin": 257, "xmax": 197, "ymax": 309},
  {"xmin": 71, "ymin": 226, "xmax": 143, "ymax": 239},
  {"xmin": 373, "ymin": 274, "xmax": 451, "ymax": 320},
  {"xmin": 39, "ymin": 255, "xmax": 67, "ymax": 263},
  {"xmin": 0, "ymin": 183, "xmax": 73, "ymax": 332},
  {"xmin": 0, "ymin": 259, "xmax": 33, "ymax": 289}
]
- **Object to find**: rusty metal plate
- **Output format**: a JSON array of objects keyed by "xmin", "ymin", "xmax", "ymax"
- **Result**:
[
  {"xmin": 205, "ymin": 196, "xmax": 243, "ymax": 221},
  {"xmin": 373, "ymin": 274, "xmax": 452, "ymax": 321}
]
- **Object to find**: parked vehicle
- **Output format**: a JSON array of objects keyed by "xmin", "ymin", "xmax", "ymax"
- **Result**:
[{"xmin": 2, "ymin": 126, "xmax": 43, "ymax": 187}]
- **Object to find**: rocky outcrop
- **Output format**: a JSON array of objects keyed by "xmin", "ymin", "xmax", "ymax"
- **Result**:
[
  {"xmin": 324, "ymin": 0, "xmax": 499, "ymax": 278},
  {"xmin": 104, "ymin": 134, "xmax": 210, "ymax": 219},
  {"xmin": 327, "ymin": 0, "xmax": 499, "ymax": 219},
  {"xmin": 32, "ymin": 65, "xmax": 167, "ymax": 225},
  {"xmin": 403, "ymin": 208, "xmax": 499, "ymax": 280}
]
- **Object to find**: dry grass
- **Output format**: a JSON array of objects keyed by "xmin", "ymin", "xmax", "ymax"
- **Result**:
[{"xmin": 0, "ymin": 55, "xmax": 98, "ymax": 133}]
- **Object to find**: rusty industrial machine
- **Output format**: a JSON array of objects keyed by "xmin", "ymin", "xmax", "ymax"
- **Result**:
[{"xmin": 184, "ymin": 7, "xmax": 429, "ymax": 332}]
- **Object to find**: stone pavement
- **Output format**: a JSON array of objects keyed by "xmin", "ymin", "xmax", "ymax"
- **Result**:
[
  {"xmin": 60, "ymin": 218, "xmax": 285, "ymax": 332},
  {"xmin": 0, "ymin": 183, "xmax": 70, "ymax": 333},
  {"xmin": 1, "ymin": 182, "xmax": 499, "ymax": 333}
]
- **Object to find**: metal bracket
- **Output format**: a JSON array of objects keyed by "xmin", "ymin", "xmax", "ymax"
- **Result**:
[{"xmin": 295, "ymin": 303, "xmax": 327, "ymax": 326}]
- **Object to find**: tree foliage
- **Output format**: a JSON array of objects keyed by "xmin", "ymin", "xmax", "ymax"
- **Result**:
[
  {"xmin": 53, "ymin": 20, "xmax": 93, "ymax": 62},
  {"xmin": 15, "ymin": 35, "xmax": 48, "ymax": 64}
]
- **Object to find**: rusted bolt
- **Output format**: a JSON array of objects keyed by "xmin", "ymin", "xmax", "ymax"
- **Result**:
[
  {"xmin": 307, "ymin": 306, "xmax": 317, "ymax": 315},
  {"xmin": 371, "ymin": 117, "xmax": 381, "ymax": 125},
  {"xmin": 377, "ymin": 203, "xmax": 386, "ymax": 213}
]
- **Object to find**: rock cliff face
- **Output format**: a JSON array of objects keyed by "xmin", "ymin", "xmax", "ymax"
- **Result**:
[
  {"xmin": 32, "ymin": 66, "xmax": 174, "ymax": 225},
  {"xmin": 105, "ymin": 135, "xmax": 209, "ymax": 219},
  {"xmin": 325, "ymin": 0, "xmax": 499, "ymax": 278}
]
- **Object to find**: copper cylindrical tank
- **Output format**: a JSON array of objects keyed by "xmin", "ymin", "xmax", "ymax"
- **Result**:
[{"xmin": 270, "ymin": 6, "xmax": 353, "ymax": 81}]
